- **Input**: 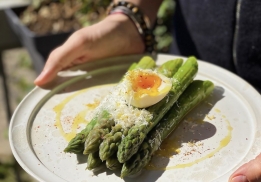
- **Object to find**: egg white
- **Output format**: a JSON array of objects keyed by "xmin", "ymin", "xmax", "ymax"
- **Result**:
[{"xmin": 123, "ymin": 69, "xmax": 172, "ymax": 108}]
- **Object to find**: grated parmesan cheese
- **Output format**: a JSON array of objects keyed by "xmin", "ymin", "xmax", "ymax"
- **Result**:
[{"xmin": 92, "ymin": 76, "xmax": 153, "ymax": 128}]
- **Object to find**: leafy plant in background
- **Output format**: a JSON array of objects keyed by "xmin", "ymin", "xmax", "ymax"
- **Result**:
[
  {"xmin": 20, "ymin": 0, "xmax": 111, "ymax": 34},
  {"xmin": 0, "ymin": 52, "xmax": 36, "ymax": 182},
  {"xmin": 155, "ymin": 0, "xmax": 175, "ymax": 53},
  {"xmin": 15, "ymin": 53, "xmax": 35, "ymax": 103},
  {"xmin": 20, "ymin": 0, "xmax": 175, "ymax": 52}
]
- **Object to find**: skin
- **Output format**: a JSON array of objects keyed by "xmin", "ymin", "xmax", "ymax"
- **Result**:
[
  {"xmin": 34, "ymin": 1, "xmax": 261, "ymax": 181},
  {"xmin": 34, "ymin": 0, "xmax": 163, "ymax": 86},
  {"xmin": 228, "ymin": 155, "xmax": 261, "ymax": 182},
  {"xmin": 34, "ymin": 14, "xmax": 144, "ymax": 86}
]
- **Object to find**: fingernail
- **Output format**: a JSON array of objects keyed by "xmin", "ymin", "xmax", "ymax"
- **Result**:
[{"xmin": 231, "ymin": 175, "xmax": 248, "ymax": 182}]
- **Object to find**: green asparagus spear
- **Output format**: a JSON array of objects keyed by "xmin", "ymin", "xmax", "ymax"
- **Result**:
[
  {"xmin": 83, "ymin": 58, "xmax": 158, "ymax": 154},
  {"xmin": 117, "ymin": 57, "xmax": 198, "ymax": 163},
  {"xmin": 64, "ymin": 110, "xmax": 110, "ymax": 153},
  {"xmin": 63, "ymin": 57, "xmax": 156, "ymax": 154},
  {"xmin": 156, "ymin": 58, "xmax": 183, "ymax": 78},
  {"xmin": 133, "ymin": 56, "xmax": 156, "ymax": 69},
  {"xmin": 121, "ymin": 80, "xmax": 215, "ymax": 177},
  {"xmin": 84, "ymin": 57, "xmax": 154, "ymax": 168},
  {"xmin": 86, "ymin": 152, "xmax": 103, "ymax": 170},
  {"xmin": 128, "ymin": 62, "xmax": 137, "ymax": 71},
  {"xmin": 106, "ymin": 154, "xmax": 123, "ymax": 170},
  {"xmin": 99, "ymin": 124, "xmax": 125, "ymax": 161},
  {"xmin": 99, "ymin": 59, "xmax": 184, "ymax": 161},
  {"xmin": 83, "ymin": 115, "xmax": 114, "ymax": 154}
]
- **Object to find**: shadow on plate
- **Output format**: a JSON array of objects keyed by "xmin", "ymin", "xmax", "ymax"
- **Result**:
[
  {"xmin": 129, "ymin": 86, "xmax": 225, "ymax": 182},
  {"xmin": 72, "ymin": 86, "xmax": 225, "ymax": 182}
]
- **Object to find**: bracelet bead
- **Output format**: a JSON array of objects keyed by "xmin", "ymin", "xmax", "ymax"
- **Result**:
[{"xmin": 107, "ymin": 1, "xmax": 157, "ymax": 55}]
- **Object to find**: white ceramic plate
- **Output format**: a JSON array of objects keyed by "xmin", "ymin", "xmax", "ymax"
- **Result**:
[{"xmin": 9, "ymin": 54, "xmax": 261, "ymax": 182}]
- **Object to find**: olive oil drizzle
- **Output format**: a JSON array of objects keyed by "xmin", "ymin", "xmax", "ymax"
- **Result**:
[
  {"xmin": 147, "ymin": 113, "xmax": 233, "ymax": 170},
  {"xmin": 53, "ymin": 85, "xmax": 232, "ymax": 171},
  {"xmin": 53, "ymin": 89, "xmax": 89, "ymax": 141}
]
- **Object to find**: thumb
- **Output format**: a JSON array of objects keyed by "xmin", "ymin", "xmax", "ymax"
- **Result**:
[
  {"xmin": 34, "ymin": 32, "xmax": 87, "ymax": 86},
  {"xmin": 34, "ymin": 46, "xmax": 68, "ymax": 86},
  {"xmin": 229, "ymin": 154, "xmax": 261, "ymax": 182}
]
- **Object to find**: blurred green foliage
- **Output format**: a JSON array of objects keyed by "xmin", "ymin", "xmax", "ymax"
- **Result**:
[
  {"xmin": 15, "ymin": 54, "xmax": 35, "ymax": 103},
  {"xmin": 155, "ymin": 0, "xmax": 175, "ymax": 53},
  {"xmin": 0, "ymin": 162, "xmax": 15, "ymax": 182},
  {"xmin": 0, "ymin": 52, "xmax": 35, "ymax": 182},
  {"xmin": 18, "ymin": 52, "xmax": 33, "ymax": 69},
  {"xmin": 22, "ymin": 0, "xmax": 175, "ymax": 53},
  {"xmin": 0, "ymin": 161, "xmax": 33, "ymax": 182}
]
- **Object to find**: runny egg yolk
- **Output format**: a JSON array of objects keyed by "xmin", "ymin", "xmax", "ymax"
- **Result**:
[
  {"xmin": 132, "ymin": 71, "xmax": 162, "ymax": 97},
  {"xmin": 124, "ymin": 69, "xmax": 172, "ymax": 108}
]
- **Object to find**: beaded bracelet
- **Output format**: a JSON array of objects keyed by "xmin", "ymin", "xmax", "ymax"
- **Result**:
[{"xmin": 107, "ymin": 1, "xmax": 157, "ymax": 54}]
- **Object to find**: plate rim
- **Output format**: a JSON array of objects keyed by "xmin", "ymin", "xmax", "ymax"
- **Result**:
[{"xmin": 9, "ymin": 53, "xmax": 261, "ymax": 182}]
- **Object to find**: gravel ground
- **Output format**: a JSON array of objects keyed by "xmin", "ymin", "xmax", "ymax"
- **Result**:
[{"xmin": 0, "ymin": 48, "xmax": 37, "ymax": 182}]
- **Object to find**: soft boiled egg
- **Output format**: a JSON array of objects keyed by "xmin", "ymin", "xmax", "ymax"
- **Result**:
[{"xmin": 123, "ymin": 69, "xmax": 172, "ymax": 108}]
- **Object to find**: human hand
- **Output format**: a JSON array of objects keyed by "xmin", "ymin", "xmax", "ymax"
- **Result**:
[
  {"xmin": 229, "ymin": 153, "xmax": 261, "ymax": 182},
  {"xmin": 34, "ymin": 14, "xmax": 144, "ymax": 86}
]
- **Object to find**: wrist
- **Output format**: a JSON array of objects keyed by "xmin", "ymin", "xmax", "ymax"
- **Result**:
[
  {"xmin": 107, "ymin": 1, "xmax": 157, "ymax": 54},
  {"xmin": 113, "ymin": 0, "xmax": 162, "ymax": 24},
  {"xmin": 104, "ymin": 13, "xmax": 145, "ymax": 54}
]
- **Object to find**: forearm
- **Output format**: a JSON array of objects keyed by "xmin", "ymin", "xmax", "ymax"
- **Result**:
[{"xmin": 113, "ymin": 0, "xmax": 163, "ymax": 25}]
